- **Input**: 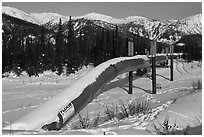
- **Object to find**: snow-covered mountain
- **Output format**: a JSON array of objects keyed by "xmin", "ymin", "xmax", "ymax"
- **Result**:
[
  {"xmin": 30, "ymin": 12, "xmax": 69, "ymax": 25},
  {"xmin": 30, "ymin": 12, "xmax": 149, "ymax": 25},
  {"xmin": 179, "ymin": 14, "xmax": 202, "ymax": 35},
  {"xmin": 2, "ymin": 6, "xmax": 41, "ymax": 25},
  {"xmin": 2, "ymin": 6, "xmax": 202, "ymax": 43},
  {"xmin": 77, "ymin": 13, "xmax": 118, "ymax": 24}
]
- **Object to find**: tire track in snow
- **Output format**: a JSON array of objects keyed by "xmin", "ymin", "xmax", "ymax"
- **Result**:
[
  {"xmin": 177, "ymin": 60, "xmax": 191, "ymax": 74},
  {"xmin": 76, "ymin": 99, "xmax": 175, "ymax": 135},
  {"xmin": 181, "ymin": 62, "xmax": 190, "ymax": 74},
  {"xmin": 2, "ymin": 104, "xmax": 40, "ymax": 114},
  {"xmin": 167, "ymin": 110, "xmax": 194, "ymax": 120},
  {"xmin": 2, "ymin": 91, "xmax": 51, "ymax": 101},
  {"xmin": 174, "ymin": 60, "xmax": 191, "ymax": 75},
  {"xmin": 174, "ymin": 61, "xmax": 183, "ymax": 74}
]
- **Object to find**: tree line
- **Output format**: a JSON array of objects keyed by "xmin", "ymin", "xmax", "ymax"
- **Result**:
[
  {"xmin": 2, "ymin": 15, "xmax": 201, "ymax": 77},
  {"xmin": 2, "ymin": 16, "xmax": 149, "ymax": 77}
]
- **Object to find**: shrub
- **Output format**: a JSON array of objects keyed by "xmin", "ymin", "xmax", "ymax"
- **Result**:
[
  {"xmin": 128, "ymin": 99, "xmax": 151, "ymax": 116},
  {"xmin": 71, "ymin": 113, "xmax": 90, "ymax": 130},
  {"xmin": 104, "ymin": 105, "xmax": 116, "ymax": 121},
  {"xmin": 191, "ymin": 80, "xmax": 202, "ymax": 91},
  {"xmin": 104, "ymin": 99, "xmax": 151, "ymax": 121},
  {"xmin": 153, "ymin": 117, "xmax": 179, "ymax": 135},
  {"xmin": 197, "ymin": 61, "xmax": 202, "ymax": 68},
  {"xmin": 91, "ymin": 112, "xmax": 101, "ymax": 128},
  {"xmin": 71, "ymin": 99, "xmax": 152, "ymax": 130},
  {"xmin": 115, "ymin": 100, "xmax": 129, "ymax": 120},
  {"xmin": 152, "ymin": 117, "xmax": 195, "ymax": 135},
  {"xmin": 71, "ymin": 112, "xmax": 102, "ymax": 130},
  {"xmin": 127, "ymin": 100, "xmax": 137, "ymax": 116}
]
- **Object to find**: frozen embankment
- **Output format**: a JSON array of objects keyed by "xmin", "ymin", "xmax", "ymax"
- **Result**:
[{"xmin": 3, "ymin": 55, "xmax": 167, "ymax": 131}]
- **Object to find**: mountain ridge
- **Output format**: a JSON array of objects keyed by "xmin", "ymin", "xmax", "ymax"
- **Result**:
[
  {"xmin": 2, "ymin": 6, "xmax": 201, "ymax": 26},
  {"xmin": 2, "ymin": 6, "xmax": 202, "ymax": 43}
]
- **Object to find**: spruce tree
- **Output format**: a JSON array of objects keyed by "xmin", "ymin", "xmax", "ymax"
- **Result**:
[
  {"xmin": 112, "ymin": 30, "xmax": 115, "ymax": 58},
  {"xmin": 66, "ymin": 16, "xmax": 73, "ymax": 74},
  {"xmin": 114, "ymin": 25, "xmax": 119, "ymax": 57},
  {"xmin": 106, "ymin": 30, "xmax": 112, "ymax": 59},
  {"xmin": 67, "ymin": 16, "xmax": 78, "ymax": 74},
  {"xmin": 40, "ymin": 26, "xmax": 46, "ymax": 71},
  {"xmin": 2, "ymin": 31, "xmax": 9, "ymax": 73},
  {"xmin": 55, "ymin": 18, "xmax": 63, "ymax": 75}
]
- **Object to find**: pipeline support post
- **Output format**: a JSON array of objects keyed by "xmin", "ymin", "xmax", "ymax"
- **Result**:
[
  {"xmin": 129, "ymin": 71, "xmax": 133, "ymax": 94},
  {"xmin": 128, "ymin": 40, "xmax": 134, "ymax": 94},
  {"xmin": 165, "ymin": 47, "xmax": 169, "ymax": 66},
  {"xmin": 151, "ymin": 40, "xmax": 157, "ymax": 94},
  {"xmin": 170, "ymin": 44, "xmax": 174, "ymax": 81}
]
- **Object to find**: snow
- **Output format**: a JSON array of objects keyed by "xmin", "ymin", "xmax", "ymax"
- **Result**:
[
  {"xmin": 179, "ymin": 14, "xmax": 202, "ymax": 34},
  {"xmin": 3, "ymin": 6, "xmax": 152, "ymax": 26},
  {"xmin": 30, "ymin": 13, "xmax": 69, "ymax": 25},
  {"xmin": 2, "ymin": 58, "xmax": 202, "ymax": 135},
  {"xmin": 2, "ymin": 6, "xmax": 41, "ymax": 25},
  {"xmin": 76, "ymin": 13, "xmax": 147, "ymax": 25},
  {"xmin": 147, "ymin": 91, "xmax": 202, "ymax": 133},
  {"xmin": 3, "ymin": 55, "xmax": 151, "ymax": 130},
  {"xmin": 78, "ymin": 12, "xmax": 117, "ymax": 24},
  {"xmin": 2, "ymin": 6, "xmax": 202, "ymax": 134}
]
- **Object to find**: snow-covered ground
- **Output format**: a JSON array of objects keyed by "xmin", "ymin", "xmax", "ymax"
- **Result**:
[{"xmin": 2, "ymin": 59, "xmax": 202, "ymax": 135}]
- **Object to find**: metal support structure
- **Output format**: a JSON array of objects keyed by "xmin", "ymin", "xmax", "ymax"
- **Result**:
[
  {"xmin": 151, "ymin": 40, "xmax": 157, "ymax": 94},
  {"xmin": 128, "ymin": 40, "xmax": 134, "ymax": 94},
  {"xmin": 165, "ymin": 47, "xmax": 169, "ymax": 66},
  {"xmin": 170, "ymin": 44, "xmax": 174, "ymax": 81},
  {"xmin": 128, "ymin": 71, "xmax": 133, "ymax": 94},
  {"xmin": 152, "ymin": 57, "xmax": 156, "ymax": 94}
]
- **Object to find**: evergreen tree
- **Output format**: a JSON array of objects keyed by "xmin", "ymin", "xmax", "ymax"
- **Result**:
[
  {"xmin": 40, "ymin": 26, "xmax": 46, "ymax": 71},
  {"xmin": 66, "ymin": 16, "xmax": 74, "ymax": 74},
  {"xmin": 83, "ymin": 30, "xmax": 88, "ymax": 65},
  {"xmin": 79, "ymin": 30, "xmax": 88, "ymax": 65},
  {"xmin": 100, "ymin": 29, "xmax": 108, "ymax": 62},
  {"xmin": 112, "ymin": 30, "xmax": 115, "ymax": 58},
  {"xmin": 2, "ymin": 31, "xmax": 9, "ymax": 73},
  {"xmin": 67, "ymin": 16, "xmax": 79, "ymax": 74},
  {"xmin": 125, "ymin": 37, "xmax": 129, "ymax": 56},
  {"xmin": 55, "ymin": 18, "xmax": 63, "ymax": 75},
  {"xmin": 9, "ymin": 27, "xmax": 23, "ymax": 75},
  {"xmin": 105, "ymin": 30, "xmax": 112, "ymax": 59},
  {"xmin": 114, "ymin": 25, "xmax": 120, "ymax": 57},
  {"xmin": 25, "ymin": 38, "xmax": 35, "ymax": 77}
]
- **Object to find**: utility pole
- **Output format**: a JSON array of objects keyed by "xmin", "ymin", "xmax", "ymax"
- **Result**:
[
  {"xmin": 170, "ymin": 44, "xmax": 174, "ymax": 81},
  {"xmin": 128, "ymin": 39, "xmax": 134, "ymax": 94},
  {"xmin": 151, "ymin": 40, "xmax": 157, "ymax": 94}
]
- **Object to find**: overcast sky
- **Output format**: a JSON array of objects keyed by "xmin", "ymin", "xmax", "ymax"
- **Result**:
[{"xmin": 2, "ymin": 2, "xmax": 202, "ymax": 20}]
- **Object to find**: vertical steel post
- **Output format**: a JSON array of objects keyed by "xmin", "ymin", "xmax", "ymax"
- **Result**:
[
  {"xmin": 165, "ymin": 47, "xmax": 169, "ymax": 66},
  {"xmin": 128, "ymin": 40, "xmax": 134, "ymax": 94},
  {"xmin": 170, "ymin": 44, "xmax": 174, "ymax": 81},
  {"xmin": 129, "ymin": 71, "xmax": 133, "ymax": 94},
  {"xmin": 151, "ymin": 40, "xmax": 157, "ymax": 94}
]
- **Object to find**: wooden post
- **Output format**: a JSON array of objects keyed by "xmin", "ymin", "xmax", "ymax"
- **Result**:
[
  {"xmin": 170, "ymin": 44, "xmax": 174, "ymax": 81},
  {"xmin": 128, "ymin": 40, "xmax": 134, "ymax": 94},
  {"xmin": 151, "ymin": 40, "xmax": 157, "ymax": 94}
]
